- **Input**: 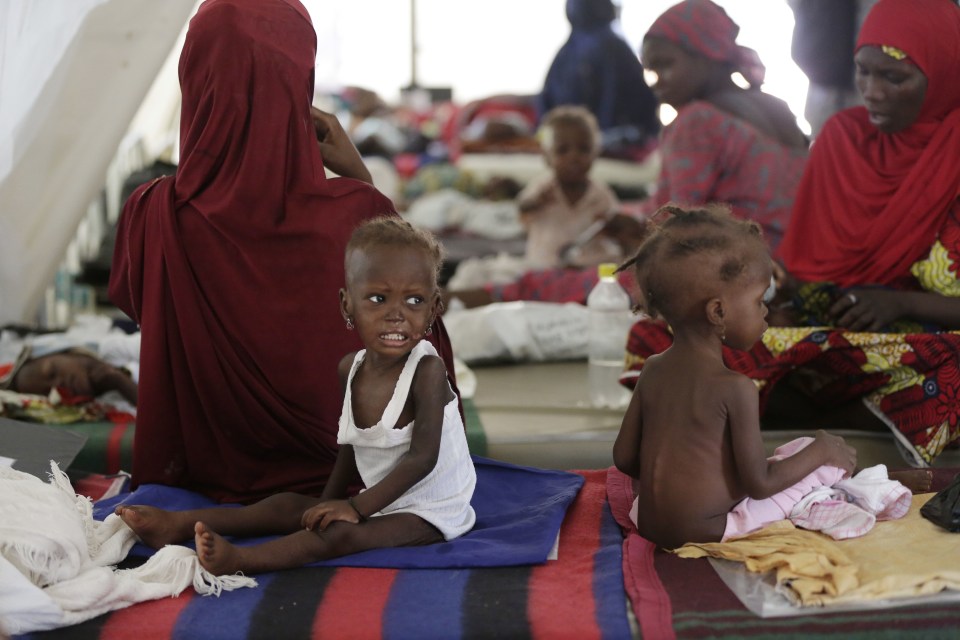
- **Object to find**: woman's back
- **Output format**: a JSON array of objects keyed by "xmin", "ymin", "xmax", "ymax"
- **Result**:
[
  {"xmin": 109, "ymin": 0, "xmax": 456, "ymax": 502},
  {"xmin": 654, "ymin": 100, "xmax": 807, "ymax": 250}
]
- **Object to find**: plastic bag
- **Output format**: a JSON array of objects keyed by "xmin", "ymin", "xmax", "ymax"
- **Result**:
[{"xmin": 920, "ymin": 472, "xmax": 960, "ymax": 532}]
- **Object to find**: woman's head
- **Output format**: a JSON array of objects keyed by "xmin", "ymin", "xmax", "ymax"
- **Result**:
[
  {"xmin": 566, "ymin": 0, "xmax": 616, "ymax": 30},
  {"xmin": 539, "ymin": 106, "xmax": 601, "ymax": 185},
  {"xmin": 175, "ymin": 0, "xmax": 322, "ymax": 207},
  {"xmin": 641, "ymin": 0, "xmax": 765, "ymax": 108},
  {"xmin": 620, "ymin": 205, "xmax": 771, "ymax": 346},
  {"xmin": 341, "ymin": 217, "xmax": 444, "ymax": 358},
  {"xmin": 855, "ymin": 0, "xmax": 960, "ymax": 130}
]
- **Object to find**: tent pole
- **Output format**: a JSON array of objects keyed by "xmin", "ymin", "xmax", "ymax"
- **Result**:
[{"xmin": 409, "ymin": 0, "xmax": 418, "ymax": 88}]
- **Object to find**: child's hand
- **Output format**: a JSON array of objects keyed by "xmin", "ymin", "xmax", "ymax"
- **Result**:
[
  {"xmin": 301, "ymin": 500, "xmax": 361, "ymax": 531},
  {"xmin": 89, "ymin": 362, "xmax": 128, "ymax": 395},
  {"xmin": 813, "ymin": 429, "xmax": 857, "ymax": 476}
]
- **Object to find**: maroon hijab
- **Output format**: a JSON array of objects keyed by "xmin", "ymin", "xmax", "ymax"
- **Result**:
[
  {"xmin": 778, "ymin": 0, "xmax": 960, "ymax": 287},
  {"xmin": 109, "ymin": 0, "xmax": 456, "ymax": 502}
]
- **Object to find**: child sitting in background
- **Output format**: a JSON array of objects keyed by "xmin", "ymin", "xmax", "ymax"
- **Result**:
[
  {"xmin": 115, "ymin": 217, "xmax": 476, "ymax": 575},
  {"xmin": 517, "ymin": 105, "xmax": 620, "ymax": 269},
  {"xmin": 445, "ymin": 106, "xmax": 621, "ymax": 291},
  {"xmin": 612, "ymin": 205, "xmax": 859, "ymax": 549}
]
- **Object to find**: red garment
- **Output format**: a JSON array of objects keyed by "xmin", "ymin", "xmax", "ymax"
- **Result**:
[
  {"xmin": 651, "ymin": 101, "xmax": 806, "ymax": 251},
  {"xmin": 778, "ymin": 0, "xmax": 960, "ymax": 287},
  {"xmin": 109, "ymin": 0, "xmax": 456, "ymax": 502}
]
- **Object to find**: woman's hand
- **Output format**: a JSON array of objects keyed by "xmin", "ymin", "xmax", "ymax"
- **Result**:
[
  {"xmin": 301, "ymin": 499, "xmax": 361, "ymax": 531},
  {"xmin": 310, "ymin": 107, "xmax": 373, "ymax": 185},
  {"xmin": 829, "ymin": 288, "xmax": 904, "ymax": 331}
]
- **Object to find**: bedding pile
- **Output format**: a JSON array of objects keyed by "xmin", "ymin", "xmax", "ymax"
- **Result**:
[
  {"xmin": 10, "ymin": 464, "xmax": 630, "ymax": 639},
  {"xmin": 607, "ymin": 465, "xmax": 960, "ymax": 636},
  {"xmin": 0, "ymin": 463, "xmax": 255, "ymax": 635},
  {"xmin": 676, "ymin": 494, "xmax": 960, "ymax": 606}
]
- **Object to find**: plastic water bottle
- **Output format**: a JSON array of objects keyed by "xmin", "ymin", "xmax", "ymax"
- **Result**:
[{"xmin": 587, "ymin": 263, "xmax": 633, "ymax": 409}]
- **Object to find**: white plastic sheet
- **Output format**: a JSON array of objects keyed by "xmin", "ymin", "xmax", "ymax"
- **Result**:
[{"xmin": 0, "ymin": 0, "xmax": 195, "ymax": 326}]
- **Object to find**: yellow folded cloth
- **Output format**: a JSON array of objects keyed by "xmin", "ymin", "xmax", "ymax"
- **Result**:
[{"xmin": 674, "ymin": 494, "xmax": 960, "ymax": 606}]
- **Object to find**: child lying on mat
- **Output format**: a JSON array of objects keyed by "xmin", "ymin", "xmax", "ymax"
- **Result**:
[
  {"xmin": 116, "ymin": 217, "xmax": 476, "ymax": 575},
  {"xmin": 611, "ymin": 205, "xmax": 863, "ymax": 549}
]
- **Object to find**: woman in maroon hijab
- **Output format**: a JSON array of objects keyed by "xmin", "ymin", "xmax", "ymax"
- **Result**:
[{"xmin": 109, "ymin": 0, "xmax": 456, "ymax": 502}]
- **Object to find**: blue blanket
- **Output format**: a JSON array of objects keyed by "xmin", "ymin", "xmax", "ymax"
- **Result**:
[{"xmin": 94, "ymin": 456, "xmax": 584, "ymax": 569}]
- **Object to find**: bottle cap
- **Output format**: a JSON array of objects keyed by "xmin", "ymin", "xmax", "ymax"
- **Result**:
[{"xmin": 598, "ymin": 263, "xmax": 617, "ymax": 279}]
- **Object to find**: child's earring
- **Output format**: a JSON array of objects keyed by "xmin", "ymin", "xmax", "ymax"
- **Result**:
[
  {"xmin": 719, "ymin": 321, "xmax": 726, "ymax": 343},
  {"xmin": 345, "ymin": 317, "xmax": 355, "ymax": 330},
  {"xmin": 424, "ymin": 319, "xmax": 434, "ymax": 336}
]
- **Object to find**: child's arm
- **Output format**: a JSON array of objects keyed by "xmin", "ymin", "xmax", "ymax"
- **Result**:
[
  {"xmin": 517, "ymin": 182, "xmax": 554, "ymax": 216},
  {"xmin": 324, "ymin": 351, "xmax": 363, "ymax": 501},
  {"xmin": 90, "ymin": 362, "xmax": 138, "ymax": 406},
  {"xmin": 318, "ymin": 444, "xmax": 357, "ymax": 502},
  {"xmin": 348, "ymin": 355, "xmax": 452, "ymax": 520},
  {"xmin": 727, "ymin": 375, "xmax": 857, "ymax": 499},
  {"xmin": 613, "ymin": 381, "xmax": 644, "ymax": 477},
  {"xmin": 302, "ymin": 352, "xmax": 364, "ymax": 530}
]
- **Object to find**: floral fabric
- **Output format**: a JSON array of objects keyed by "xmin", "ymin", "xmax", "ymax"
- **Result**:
[{"xmin": 622, "ymin": 202, "xmax": 960, "ymax": 466}]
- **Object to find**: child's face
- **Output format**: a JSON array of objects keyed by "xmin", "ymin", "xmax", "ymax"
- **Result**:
[
  {"xmin": 341, "ymin": 244, "xmax": 439, "ymax": 360},
  {"xmin": 14, "ymin": 353, "xmax": 97, "ymax": 397},
  {"xmin": 545, "ymin": 121, "xmax": 596, "ymax": 185},
  {"xmin": 722, "ymin": 257, "xmax": 772, "ymax": 351}
]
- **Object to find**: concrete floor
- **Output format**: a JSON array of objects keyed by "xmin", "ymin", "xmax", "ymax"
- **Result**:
[{"xmin": 470, "ymin": 360, "xmax": 960, "ymax": 471}]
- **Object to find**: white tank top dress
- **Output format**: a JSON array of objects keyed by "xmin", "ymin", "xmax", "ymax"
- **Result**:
[{"xmin": 338, "ymin": 340, "xmax": 476, "ymax": 540}]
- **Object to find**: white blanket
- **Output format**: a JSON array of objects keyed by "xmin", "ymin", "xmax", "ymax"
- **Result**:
[{"xmin": 0, "ymin": 462, "xmax": 256, "ymax": 635}]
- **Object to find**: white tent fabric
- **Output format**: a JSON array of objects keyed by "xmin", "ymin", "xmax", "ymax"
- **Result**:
[{"xmin": 0, "ymin": 0, "xmax": 195, "ymax": 326}]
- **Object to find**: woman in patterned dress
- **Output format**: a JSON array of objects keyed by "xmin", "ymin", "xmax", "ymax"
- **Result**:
[{"xmin": 622, "ymin": 0, "xmax": 960, "ymax": 467}]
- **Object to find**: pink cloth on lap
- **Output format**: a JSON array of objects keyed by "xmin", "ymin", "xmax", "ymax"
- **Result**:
[{"xmin": 723, "ymin": 437, "xmax": 846, "ymax": 541}]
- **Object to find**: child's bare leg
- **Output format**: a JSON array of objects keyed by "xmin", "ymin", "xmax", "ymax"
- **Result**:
[
  {"xmin": 889, "ymin": 469, "xmax": 933, "ymax": 493},
  {"xmin": 194, "ymin": 512, "xmax": 443, "ymax": 575},
  {"xmin": 116, "ymin": 492, "xmax": 322, "ymax": 549}
]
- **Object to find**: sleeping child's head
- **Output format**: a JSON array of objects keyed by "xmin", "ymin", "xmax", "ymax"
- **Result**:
[
  {"xmin": 620, "ymin": 204, "xmax": 772, "ymax": 350},
  {"xmin": 340, "ymin": 216, "xmax": 444, "ymax": 358},
  {"xmin": 539, "ymin": 105, "xmax": 601, "ymax": 187}
]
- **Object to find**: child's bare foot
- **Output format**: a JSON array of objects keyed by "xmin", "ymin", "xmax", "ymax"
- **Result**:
[
  {"xmin": 115, "ymin": 505, "xmax": 193, "ymax": 549},
  {"xmin": 194, "ymin": 521, "xmax": 244, "ymax": 575},
  {"xmin": 889, "ymin": 469, "xmax": 933, "ymax": 493}
]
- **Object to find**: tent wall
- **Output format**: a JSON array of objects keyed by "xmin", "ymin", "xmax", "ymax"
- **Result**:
[{"xmin": 0, "ymin": 0, "xmax": 195, "ymax": 326}]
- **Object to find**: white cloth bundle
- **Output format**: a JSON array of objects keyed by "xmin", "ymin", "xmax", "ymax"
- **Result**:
[{"xmin": 0, "ymin": 462, "xmax": 256, "ymax": 635}]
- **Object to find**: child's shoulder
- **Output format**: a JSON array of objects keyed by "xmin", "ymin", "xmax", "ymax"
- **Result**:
[
  {"xmin": 411, "ymin": 351, "xmax": 448, "ymax": 381},
  {"xmin": 715, "ymin": 368, "xmax": 759, "ymax": 409},
  {"xmin": 410, "ymin": 350, "xmax": 455, "ymax": 402},
  {"xmin": 337, "ymin": 350, "xmax": 360, "ymax": 383}
]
